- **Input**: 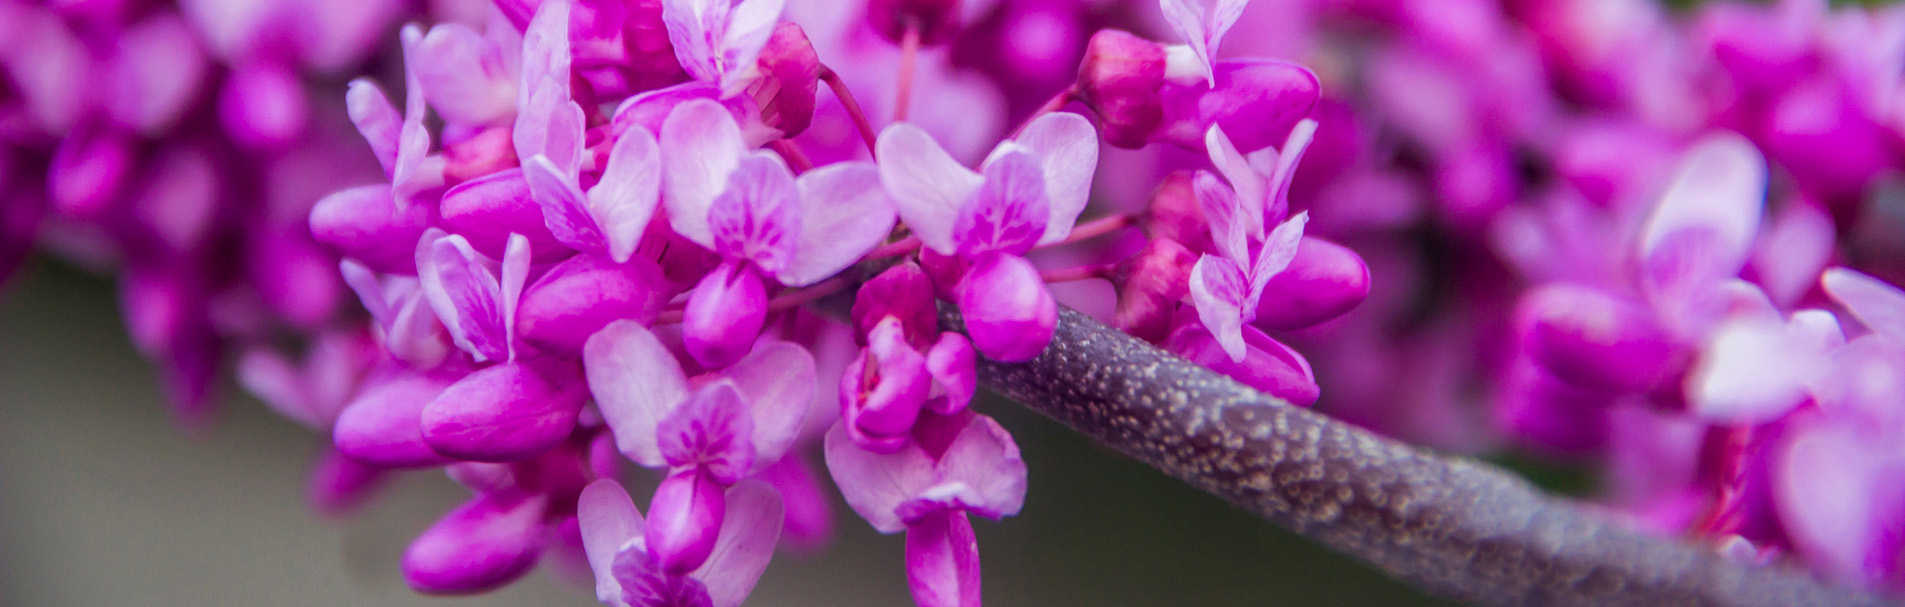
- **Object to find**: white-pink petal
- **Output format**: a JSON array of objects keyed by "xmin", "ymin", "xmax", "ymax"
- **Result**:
[
  {"xmin": 725, "ymin": 340, "xmax": 816, "ymax": 470},
  {"xmin": 876, "ymin": 122, "xmax": 985, "ymax": 255},
  {"xmin": 824, "ymin": 423, "xmax": 936, "ymax": 534},
  {"xmin": 1012, "ymin": 112, "xmax": 1099, "ymax": 244},
  {"xmin": 1823, "ymin": 267, "xmax": 1905, "ymax": 341},
  {"xmin": 695, "ymin": 479, "xmax": 784, "ymax": 607},
  {"xmin": 591, "ymin": 126, "xmax": 665, "ymax": 263},
  {"xmin": 778, "ymin": 162, "xmax": 896, "ymax": 287},
  {"xmin": 583, "ymin": 320, "xmax": 691, "ymax": 468},
  {"xmin": 1639, "ymin": 132, "xmax": 1767, "ymax": 280},
  {"xmin": 577, "ymin": 479, "xmax": 645, "ymax": 604},
  {"xmin": 661, "ymin": 98, "xmax": 748, "ymax": 249}
]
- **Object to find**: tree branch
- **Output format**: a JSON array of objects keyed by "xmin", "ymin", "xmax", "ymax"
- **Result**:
[{"xmin": 947, "ymin": 305, "xmax": 1897, "ymax": 607}]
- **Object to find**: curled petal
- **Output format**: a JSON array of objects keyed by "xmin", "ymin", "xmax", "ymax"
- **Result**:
[
  {"xmin": 585, "ymin": 320, "xmax": 692, "ymax": 467},
  {"xmin": 1245, "ymin": 212, "xmax": 1308, "ymax": 312},
  {"xmin": 423, "ymin": 235, "xmax": 509, "ymax": 362},
  {"xmin": 592, "ymin": 126, "xmax": 665, "ymax": 263},
  {"xmin": 394, "ymin": 26, "xmax": 434, "ymax": 204},
  {"xmin": 524, "ymin": 154, "xmax": 608, "ymax": 254},
  {"xmin": 311, "ymin": 184, "xmax": 432, "ymax": 273},
  {"xmin": 877, "ymin": 123, "xmax": 985, "ymax": 255},
  {"xmin": 1188, "ymin": 254, "xmax": 1249, "ymax": 362}
]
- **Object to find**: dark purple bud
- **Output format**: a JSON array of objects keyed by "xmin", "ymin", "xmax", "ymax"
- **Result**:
[
  {"xmin": 753, "ymin": 21, "xmax": 820, "ymax": 137},
  {"xmin": 645, "ymin": 467, "xmax": 726, "ymax": 575},
  {"xmin": 334, "ymin": 372, "xmax": 458, "ymax": 469},
  {"xmin": 421, "ymin": 358, "xmax": 591, "ymax": 462},
  {"xmin": 1113, "ymin": 237, "xmax": 1197, "ymax": 343},
  {"xmin": 403, "ymin": 492, "xmax": 549, "ymax": 594},
  {"xmin": 956, "ymin": 252, "xmax": 1056, "ymax": 362},
  {"xmin": 1251, "ymin": 237, "xmax": 1371, "ymax": 331},
  {"xmin": 683, "ymin": 261, "xmax": 768, "ymax": 369},
  {"xmin": 518, "ymin": 254, "xmax": 674, "ymax": 357},
  {"xmin": 1076, "ymin": 29, "xmax": 1168, "ymax": 150},
  {"xmin": 310, "ymin": 185, "xmax": 434, "ymax": 274},
  {"xmin": 438, "ymin": 168, "xmax": 569, "ymax": 262},
  {"xmin": 866, "ymin": 0, "xmax": 963, "ymax": 46},
  {"xmin": 1520, "ymin": 284, "xmax": 1690, "ymax": 393}
]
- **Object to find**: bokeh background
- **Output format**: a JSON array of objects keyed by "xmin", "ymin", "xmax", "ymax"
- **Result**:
[{"xmin": 0, "ymin": 259, "xmax": 1451, "ymax": 606}]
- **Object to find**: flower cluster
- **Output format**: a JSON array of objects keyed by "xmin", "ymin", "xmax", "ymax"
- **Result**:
[{"xmin": 16, "ymin": 0, "xmax": 1905, "ymax": 602}]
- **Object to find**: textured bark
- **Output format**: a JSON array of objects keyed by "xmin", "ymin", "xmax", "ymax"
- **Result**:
[{"xmin": 951, "ymin": 305, "xmax": 1897, "ymax": 607}]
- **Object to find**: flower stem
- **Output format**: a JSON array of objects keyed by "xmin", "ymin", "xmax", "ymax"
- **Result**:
[
  {"xmin": 769, "ymin": 139, "xmax": 814, "ymax": 173},
  {"xmin": 1041, "ymin": 263, "xmax": 1115, "ymax": 283},
  {"xmin": 655, "ymin": 277, "xmax": 851, "ymax": 325},
  {"xmin": 819, "ymin": 65, "xmax": 879, "ymax": 156},
  {"xmin": 1009, "ymin": 87, "xmax": 1078, "ymax": 141},
  {"xmin": 865, "ymin": 236, "xmax": 922, "ymax": 260},
  {"xmin": 1035, "ymin": 213, "xmax": 1135, "ymax": 250},
  {"xmin": 894, "ymin": 23, "xmax": 920, "ymax": 122}
]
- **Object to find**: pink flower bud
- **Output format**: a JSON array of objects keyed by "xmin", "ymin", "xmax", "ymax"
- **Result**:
[
  {"xmin": 753, "ymin": 21, "xmax": 820, "ymax": 138},
  {"xmin": 852, "ymin": 261, "xmax": 940, "ymax": 348},
  {"xmin": 866, "ymin": 0, "xmax": 963, "ymax": 46},
  {"xmin": 310, "ymin": 185, "xmax": 433, "ymax": 274},
  {"xmin": 1251, "ymin": 237, "xmax": 1371, "ymax": 331},
  {"xmin": 1076, "ymin": 29, "xmax": 1168, "ymax": 149},
  {"xmin": 48, "ymin": 121, "xmax": 133, "ymax": 221},
  {"xmin": 683, "ymin": 261, "xmax": 768, "ymax": 369},
  {"xmin": 1139, "ymin": 171, "xmax": 1210, "ymax": 252},
  {"xmin": 438, "ymin": 168, "xmax": 568, "ymax": 261},
  {"xmin": 442, "ymin": 126, "xmax": 520, "ymax": 185},
  {"xmin": 843, "ymin": 318, "xmax": 933, "ymax": 451},
  {"xmin": 421, "ymin": 357, "xmax": 591, "ymax": 462},
  {"xmin": 956, "ymin": 252, "xmax": 1056, "ymax": 362},
  {"xmin": 518, "ymin": 254, "xmax": 673, "ymax": 357},
  {"xmin": 645, "ymin": 468, "xmax": 727, "ymax": 575},
  {"xmin": 403, "ymin": 492, "xmax": 549, "ymax": 594},
  {"xmin": 1114, "ymin": 237, "xmax": 1197, "ymax": 343},
  {"xmin": 334, "ymin": 372, "xmax": 458, "ymax": 469},
  {"xmin": 219, "ymin": 61, "xmax": 308, "ymax": 150}
]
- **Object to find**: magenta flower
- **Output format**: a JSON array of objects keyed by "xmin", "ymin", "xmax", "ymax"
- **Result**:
[
  {"xmin": 578, "ymin": 478, "xmax": 784, "ymax": 607},
  {"xmin": 825, "ymin": 410, "xmax": 1027, "ymax": 607},
  {"xmin": 876, "ymin": 111, "xmax": 1097, "ymax": 361},
  {"xmin": 659, "ymin": 98, "xmax": 895, "ymax": 367},
  {"xmin": 1188, "ymin": 121, "xmax": 1313, "ymax": 362},
  {"xmin": 841, "ymin": 262, "xmax": 978, "ymax": 452},
  {"xmin": 403, "ymin": 438, "xmax": 598, "ymax": 594},
  {"xmin": 662, "ymin": 0, "xmax": 785, "ymax": 96},
  {"xmin": 583, "ymin": 320, "xmax": 814, "ymax": 571}
]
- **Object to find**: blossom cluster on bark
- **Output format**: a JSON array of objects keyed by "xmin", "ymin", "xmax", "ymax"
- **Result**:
[{"xmin": 8, "ymin": 0, "xmax": 1905, "ymax": 602}]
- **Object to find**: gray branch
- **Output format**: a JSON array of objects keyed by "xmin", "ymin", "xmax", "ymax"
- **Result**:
[{"xmin": 948, "ymin": 305, "xmax": 1896, "ymax": 607}]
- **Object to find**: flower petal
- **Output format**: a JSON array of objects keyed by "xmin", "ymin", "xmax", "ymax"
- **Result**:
[
  {"xmin": 709, "ymin": 153, "xmax": 803, "ymax": 273},
  {"xmin": 591, "ymin": 125, "xmax": 665, "ymax": 263},
  {"xmin": 780, "ymin": 161, "xmax": 896, "ymax": 287},
  {"xmin": 932, "ymin": 413, "xmax": 1027, "ymax": 520},
  {"xmin": 1012, "ymin": 112, "xmax": 1098, "ymax": 244},
  {"xmin": 1188, "ymin": 254, "xmax": 1249, "ymax": 362},
  {"xmin": 662, "ymin": 0, "xmax": 720, "ymax": 83},
  {"xmin": 1245, "ymin": 211, "xmax": 1307, "ymax": 312},
  {"xmin": 577, "ymin": 479, "xmax": 645, "ymax": 604},
  {"xmin": 717, "ymin": 0, "xmax": 784, "ymax": 95},
  {"xmin": 903, "ymin": 510, "xmax": 982, "ymax": 607},
  {"xmin": 1203, "ymin": 123, "xmax": 1266, "ymax": 237},
  {"xmin": 418, "ymin": 22, "xmax": 518, "ymax": 126},
  {"xmin": 394, "ymin": 25, "xmax": 434, "ymax": 204},
  {"xmin": 523, "ymin": 154, "xmax": 607, "ymax": 254},
  {"xmin": 694, "ymin": 479, "xmax": 785, "ymax": 607},
  {"xmin": 658, "ymin": 381, "xmax": 757, "ymax": 482},
  {"xmin": 584, "ymin": 320, "xmax": 691, "ymax": 467},
  {"xmin": 726, "ymin": 340, "xmax": 816, "ymax": 469},
  {"xmin": 661, "ymin": 98, "xmax": 748, "ymax": 248},
  {"xmin": 423, "ymin": 234, "xmax": 509, "ymax": 362},
  {"xmin": 877, "ymin": 122, "xmax": 984, "ymax": 255},
  {"xmin": 956, "ymin": 149, "xmax": 1049, "ymax": 257},
  {"xmin": 1638, "ymin": 132, "xmax": 1767, "ymax": 295},
  {"xmin": 346, "ymin": 79, "xmax": 402, "ymax": 176},
  {"xmin": 420, "ymin": 358, "xmax": 588, "ymax": 462},
  {"xmin": 1192, "ymin": 170, "xmax": 1248, "ymax": 265},
  {"xmin": 402, "ymin": 492, "xmax": 549, "ymax": 594},
  {"xmin": 823, "ymin": 422, "xmax": 936, "ymax": 534},
  {"xmin": 1822, "ymin": 267, "xmax": 1905, "ymax": 341}
]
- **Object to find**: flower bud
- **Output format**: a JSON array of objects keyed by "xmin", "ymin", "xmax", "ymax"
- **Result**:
[
  {"xmin": 683, "ymin": 261, "xmax": 768, "ymax": 369},
  {"xmin": 866, "ymin": 0, "xmax": 963, "ymax": 46},
  {"xmin": 956, "ymin": 253, "xmax": 1056, "ymax": 362},
  {"xmin": 753, "ymin": 21, "xmax": 820, "ymax": 138},
  {"xmin": 843, "ymin": 318, "xmax": 932, "ymax": 452},
  {"xmin": 1520, "ymin": 284, "xmax": 1689, "ymax": 393},
  {"xmin": 518, "ymin": 254, "xmax": 673, "ymax": 356},
  {"xmin": 438, "ymin": 168, "xmax": 569, "ymax": 261},
  {"xmin": 852, "ymin": 261, "xmax": 939, "ymax": 347},
  {"xmin": 1076, "ymin": 30, "xmax": 1168, "ymax": 149},
  {"xmin": 308, "ymin": 447, "xmax": 387, "ymax": 516},
  {"xmin": 310, "ymin": 185, "xmax": 433, "ymax": 274},
  {"xmin": 219, "ymin": 61, "xmax": 307, "ymax": 150},
  {"xmin": 1139, "ymin": 171, "xmax": 1209, "ymax": 252},
  {"xmin": 334, "ymin": 372, "xmax": 458, "ymax": 468},
  {"xmin": 1113, "ymin": 237, "xmax": 1197, "ymax": 343},
  {"xmin": 421, "ymin": 357, "xmax": 591, "ymax": 462},
  {"xmin": 403, "ymin": 492, "xmax": 549, "ymax": 594},
  {"xmin": 1251, "ymin": 237, "xmax": 1371, "ymax": 331},
  {"xmin": 645, "ymin": 467, "xmax": 727, "ymax": 575}
]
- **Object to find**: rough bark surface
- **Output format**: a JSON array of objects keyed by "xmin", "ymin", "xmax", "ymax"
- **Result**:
[{"xmin": 953, "ymin": 305, "xmax": 1896, "ymax": 607}]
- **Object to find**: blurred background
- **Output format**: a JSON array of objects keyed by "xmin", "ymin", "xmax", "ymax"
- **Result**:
[{"xmin": 0, "ymin": 259, "xmax": 1449, "ymax": 606}]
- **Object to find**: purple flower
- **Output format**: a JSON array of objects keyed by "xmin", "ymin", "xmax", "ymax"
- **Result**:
[
  {"xmin": 876, "ymin": 111, "xmax": 1097, "ymax": 361},
  {"xmin": 659, "ymin": 98, "xmax": 895, "ymax": 367},
  {"xmin": 1187, "ymin": 121, "xmax": 1314, "ymax": 361},
  {"xmin": 824, "ymin": 410, "xmax": 1027, "ymax": 607},
  {"xmin": 578, "ymin": 478, "xmax": 784, "ymax": 607}
]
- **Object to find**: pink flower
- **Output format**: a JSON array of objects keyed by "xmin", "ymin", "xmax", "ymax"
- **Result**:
[{"xmin": 578, "ymin": 478, "xmax": 784, "ymax": 607}]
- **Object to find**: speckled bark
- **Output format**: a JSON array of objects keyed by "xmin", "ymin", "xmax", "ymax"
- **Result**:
[{"xmin": 951, "ymin": 306, "xmax": 1895, "ymax": 607}]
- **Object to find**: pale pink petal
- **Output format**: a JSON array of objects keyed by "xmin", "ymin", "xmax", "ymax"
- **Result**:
[
  {"xmin": 823, "ymin": 423, "xmax": 935, "ymax": 534},
  {"xmin": 418, "ymin": 23, "xmax": 518, "ymax": 126},
  {"xmin": 1263, "ymin": 119, "xmax": 1317, "ymax": 220},
  {"xmin": 1204, "ymin": 124, "xmax": 1266, "ymax": 236},
  {"xmin": 1822, "ymin": 267, "xmax": 1905, "ymax": 341},
  {"xmin": 1688, "ymin": 316, "xmax": 1826, "ymax": 423},
  {"xmin": 1776, "ymin": 422, "xmax": 1889, "ymax": 586},
  {"xmin": 717, "ymin": 0, "xmax": 784, "ymax": 95},
  {"xmin": 725, "ymin": 341, "xmax": 816, "ymax": 469},
  {"xmin": 904, "ymin": 510, "xmax": 982, "ymax": 607},
  {"xmin": 345, "ymin": 79, "xmax": 401, "ymax": 175},
  {"xmin": 661, "ymin": 98, "xmax": 747, "ymax": 248},
  {"xmin": 514, "ymin": 0, "xmax": 584, "ymax": 175},
  {"xmin": 591, "ymin": 126, "xmax": 664, "ymax": 263},
  {"xmin": 876, "ymin": 123, "xmax": 985, "ymax": 255},
  {"xmin": 110, "ymin": 15, "xmax": 208, "ymax": 134},
  {"xmin": 1011, "ymin": 112, "xmax": 1098, "ymax": 244},
  {"xmin": 954, "ymin": 149, "xmax": 1049, "ymax": 257},
  {"xmin": 523, "ymin": 155, "xmax": 607, "ymax": 254},
  {"xmin": 394, "ymin": 25, "xmax": 434, "ymax": 204},
  {"xmin": 780, "ymin": 162, "xmax": 895, "ymax": 287},
  {"xmin": 577, "ymin": 479, "xmax": 645, "ymax": 604},
  {"xmin": 1158, "ymin": 0, "xmax": 1212, "ymax": 80},
  {"xmin": 425, "ymin": 235, "xmax": 510, "ymax": 362},
  {"xmin": 662, "ymin": 0, "xmax": 720, "ymax": 83},
  {"xmin": 1245, "ymin": 212, "xmax": 1308, "ymax": 312},
  {"xmin": 584, "ymin": 320, "xmax": 691, "ymax": 467},
  {"xmin": 1192, "ymin": 171, "xmax": 1248, "ymax": 265},
  {"xmin": 693, "ymin": 479, "xmax": 784, "ymax": 607},
  {"xmin": 500, "ymin": 233, "xmax": 531, "ymax": 362},
  {"xmin": 1639, "ymin": 132, "xmax": 1767, "ymax": 284},
  {"xmin": 708, "ymin": 153, "xmax": 802, "ymax": 273},
  {"xmin": 1189, "ymin": 254, "xmax": 1249, "ymax": 362},
  {"xmin": 237, "ymin": 348, "xmax": 316, "ymax": 429},
  {"xmin": 657, "ymin": 382, "xmax": 757, "ymax": 481},
  {"xmin": 931, "ymin": 414, "xmax": 1027, "ymax": 520}
]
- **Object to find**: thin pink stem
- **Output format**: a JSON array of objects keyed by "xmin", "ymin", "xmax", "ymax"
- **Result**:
[
  {"xmin": 1035, "ymin": 213, "xmax": 1136, "ymax": 250},
  {"xmin": 654, "ymin": 277, "xmax": 851, "ymax": 325},
  {"xmin": 769, "ymin": 139, "xmax": 814, "ymax": 173},
  {"xmin": 1041, "ymin": 263, "xmax": 1116, "ymax": 283},
  {"xmin": 1009, "ymin": 87, "xmax": 1078, "ymax": 141},
  {"xmin": 819, "ymin": 66, "xmax": 879, "ymax": 156},
  {"xmin": 894, "ymin": 24, "xmax": 920, "ymax": 122},
  {"xmin": 865, "ymin": 236, "xmax": 922, "ymax": 260}
]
